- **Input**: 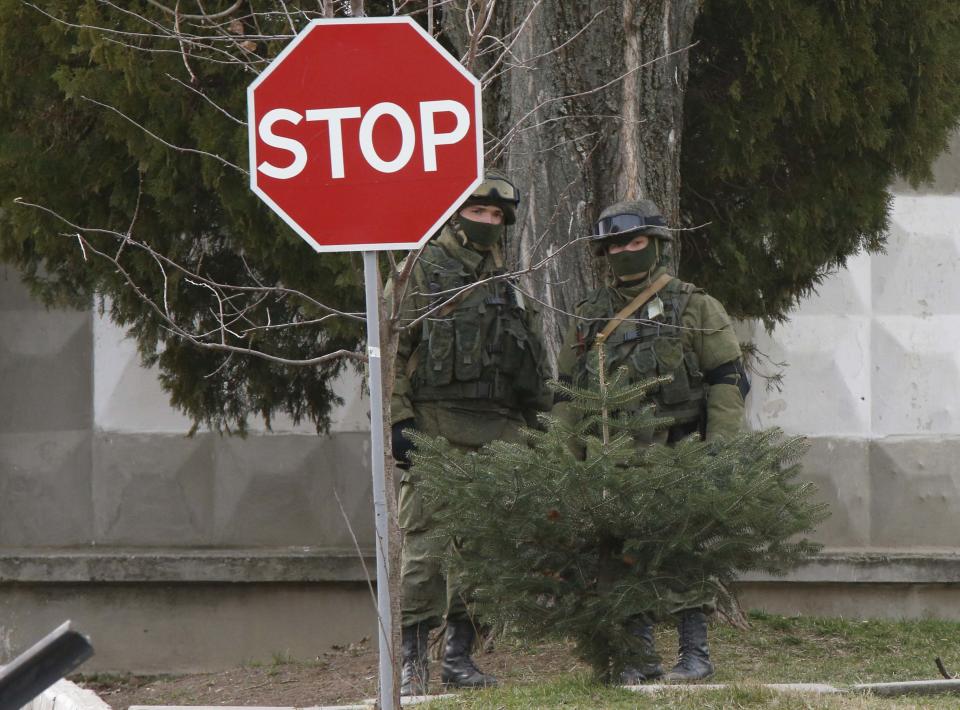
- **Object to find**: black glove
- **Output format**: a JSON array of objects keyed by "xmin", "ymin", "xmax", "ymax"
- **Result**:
[{"xmin": 391, "ymin": 419, "xmax": 416, "ymax": 468}]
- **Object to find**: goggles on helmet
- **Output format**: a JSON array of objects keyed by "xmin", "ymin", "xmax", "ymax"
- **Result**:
[
  {"xmin": 596, "ymin": 213, "xmax": 666, "ymax": 236},
  {"xmin": 472, "ymin": 176, "xmax": 520, "ymax": 206}
]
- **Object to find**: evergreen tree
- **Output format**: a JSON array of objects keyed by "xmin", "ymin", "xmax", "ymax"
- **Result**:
[
  {"xmin": 410, "ymin": 370, "xmax": 828, "ymax": 681},
  {"xmin": 0, "ymin": 0, "xmax": 365, "ymax": 432},
  {"xmin": 1, "ymin": 1, "xmax": 958, "ymax": 426},
  {"xmin": 682, "ymin": 0, "xmax": 960, "ymax": 322}
]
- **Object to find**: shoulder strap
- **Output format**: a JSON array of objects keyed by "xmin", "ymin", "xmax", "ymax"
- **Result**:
[
  {"xmin": 403, "ymin": 244, "xmax": 471, "ymax": 379},
  {"xmin": 596, "ymin": 272, "xmax": 673, "ymax": 344},
  {"xmin": 405, "ymin": 348, "xmax": 420, "ymax": 379},
  {"xmin": 416, "ymin": 243, "xmax": 469, "ymax": 318},
  {"xmin": 670, "ymin": 280, "xmax": 700, "ymax": 322}
]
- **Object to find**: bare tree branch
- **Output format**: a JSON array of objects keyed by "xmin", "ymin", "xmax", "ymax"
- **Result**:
[{"xmin": 145, "ymin": 0, "xmax": 244, "ymax": 21}]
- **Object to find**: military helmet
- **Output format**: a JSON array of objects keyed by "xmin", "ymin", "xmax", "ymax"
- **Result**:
[
  {"xmin": 462, "ymin": 169, "xmax": 520, "ymax": 225},
  {"xmin": 591, "ymin": 199, "xmax": 671, "ymax": 254}
]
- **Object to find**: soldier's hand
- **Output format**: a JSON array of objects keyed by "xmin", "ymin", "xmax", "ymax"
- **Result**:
[{"xmin": 391, "ymin": 418, "xmax": 417, "ymax": 469}]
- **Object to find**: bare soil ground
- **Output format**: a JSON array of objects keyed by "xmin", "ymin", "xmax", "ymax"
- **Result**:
[{"xmin": 80, "ymin": 634, "xmax": 587, "ymax": 709}]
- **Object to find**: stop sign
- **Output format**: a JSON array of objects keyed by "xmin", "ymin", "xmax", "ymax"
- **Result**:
[{"xmin": 247, "ymin": 17, "xmax": 483, "ymax": 253}]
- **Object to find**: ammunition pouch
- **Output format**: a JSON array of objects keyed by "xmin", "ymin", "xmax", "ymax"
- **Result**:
[
  {"xmin": 411, "ymin": 244, "xmax": 547, "ymax": 410},
  {"xmin": 575, "ymin": 280, "xmax": 707, "ymax": 425}
]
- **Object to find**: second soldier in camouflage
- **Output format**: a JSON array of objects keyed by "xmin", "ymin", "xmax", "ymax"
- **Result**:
[
  {"xmin": 555, "ymin": 199, "xmax": 749, "ymax": 684},
  {"xmin": 386, "ymin": 171, "xmax": 552, "ymax": 695}
]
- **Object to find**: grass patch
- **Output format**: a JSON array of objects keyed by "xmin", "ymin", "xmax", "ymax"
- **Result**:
[
  {"xmin": 427, "ymin": 611, "xmax": 960, "ymax": 709},
  {"xmin": 427, "ymin": 684, "xmax": 960, "ymax": 709},
  {"xmin": 714, "ymin": 611, "xmax": 959, "ymax": 684}
]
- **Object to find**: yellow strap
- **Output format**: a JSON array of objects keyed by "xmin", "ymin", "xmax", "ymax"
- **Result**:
[{"xmin": 596, "ymin": 272, "xmax": 673, "ymax": 343}]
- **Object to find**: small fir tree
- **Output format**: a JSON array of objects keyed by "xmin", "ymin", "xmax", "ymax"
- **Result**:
[{"xmin": 410, "ymin": 369, "xmax": 829, "ymax": 681}]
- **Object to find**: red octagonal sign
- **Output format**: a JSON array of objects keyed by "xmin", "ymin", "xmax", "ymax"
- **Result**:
[{"xmin": 248, "ymin": 17, "xmax": 483, "ymax": 253}]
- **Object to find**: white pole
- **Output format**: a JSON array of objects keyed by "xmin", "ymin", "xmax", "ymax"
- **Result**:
[{"xmin": 362, "ymin": 251, "xmax": 395, "ymax": 710}]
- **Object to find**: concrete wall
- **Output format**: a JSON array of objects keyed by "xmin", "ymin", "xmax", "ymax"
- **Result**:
[
  {"xmin": 733, "ymin": 136, "xmax": 960, "ymax": 617},
  {"xmin": 2, "ymin": 134, "xmax": 960, "ymax": 671},
  {"xmin": 0, "ymin": 269, "xmax": 376, "ymax": 549},
  {"xmin": 740, "ymin": 190, "xmax": 960, "ymax": 551},
  {"xmin": 0, "ymin": 267, "xmax": 379, "ymax": 670}
]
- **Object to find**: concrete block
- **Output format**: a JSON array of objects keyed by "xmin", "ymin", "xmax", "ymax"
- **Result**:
[
  {"xmin": 780, "ymin": 251, "xmax": 871, "ymax": 316},
  {"xmin": 0, "ymin": 431, "xmax": 93, "ymax": 546},
  {"xmin": 92, "ymin": 433, "xmax": 215, "ymax": 545},
  {"xmin": 93, "ymin": 316, "xmax": 193, "ymax": 433},
  {"xmin": 0, "ymin": 582, "xmax": 377, "ymax": 673},
  {"xmin": 873, "ymin": 195, "xmax": 960, "ymax": 316},
  {"xmin": 741, "ymin": 315, "xmax": 870, "ymax": 436},
  {"xmin": 93, "ymin": 311, "xmax": 370, "ymax": 434},
  {"xmin": 325, "ymin": 432, "xmax": 375, "ymax": 545},
  {"xmin": 0, "ymin": 266, "xmax": 43, "ymax": 312},
  {"xmin": 740, "ymin": 550, "xmax": 960, "ymax": 584},
  {"xmin": 869, "ymin": 436, "xmax": 960, "ymax": 547},
  {"xmin": 212, "ymin": 432, "xmax": 373, "ymax": 547},
  {"xmin": 871, "ymin": 317, "xmax": 960, "ymax": 435},
  {"xmin": 84, "ymin": 429, "xmax": 376, "ymax": 548},
  {"xmin": 0, "ymin": 548, "xmax": 374, "ymax": 584},
  {"xmin": 0, "ymin": 309, "xmax": 91, "ymax": 434},
  {"xmin": 327, "ymin": 366, "xmax": 371, "ymax": 434},
  {"xmin": 735, "ymin": 581, "xmax": 960, "ymax": 621},
  {"xmin": 798, "ymin": 437, "xmax": 871, "ymax": 547}
]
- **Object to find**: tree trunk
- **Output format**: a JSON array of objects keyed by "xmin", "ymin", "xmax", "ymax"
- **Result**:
[
  {"xmin": 446, "ymin": 0, "xmax": 702, "ymax": 362},
  {"xmin": 378, "ymin": 271, "xmax": 403, "ymax": 709}
]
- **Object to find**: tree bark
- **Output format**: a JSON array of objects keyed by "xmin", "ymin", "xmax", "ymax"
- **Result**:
[
  {"xmin": 380, "ymin": 347, "xmax": 402, "ymax": 709},
  {"xmin": 445, "ymin": 0, "xmax": 702, "ymax": 363},
  {"xmin": 378, "ymin": 269, "xmax": 403, "ymax": 709}
]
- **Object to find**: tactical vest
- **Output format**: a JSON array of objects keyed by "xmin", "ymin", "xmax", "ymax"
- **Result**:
[
  {"xmin": 574, "ymin": 279, "xmax": 706, "ymax": 426},
  {"xmin": 411, "ymin": 244, "xmax": 545, "ymax": 410}
]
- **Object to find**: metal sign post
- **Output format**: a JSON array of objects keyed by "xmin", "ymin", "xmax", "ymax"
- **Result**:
[
  {"xmin": 363, "ymin": 251, "xmax": 394, "ymax": 710},
  {"xmin": 248, "ymin": 19, "xmax": 484, "ymax": 708}
]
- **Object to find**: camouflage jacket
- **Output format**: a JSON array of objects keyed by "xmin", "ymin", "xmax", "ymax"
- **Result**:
[
  {"xmin": 555, "ymin": 266, "xmax": 746, "ymax": 442},
  {"xmin": 386, "ymin": 225, "xmax": 552, "ymax": 426}
]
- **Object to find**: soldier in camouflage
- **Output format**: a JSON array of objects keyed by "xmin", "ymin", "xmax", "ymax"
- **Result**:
[
  {"xmin": 386, "ymin": 171, "xmax": 552, "ymax": 696},
  {"xmin": 555, "ymin": 199, "xmax": 749, "ymax": 683}
]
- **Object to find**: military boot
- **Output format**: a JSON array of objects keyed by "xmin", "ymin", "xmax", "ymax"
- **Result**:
[
  {"xmin": 664, "ymin": 610, "xmax": 714, "ymax": 682},
  {"xmin": 440, "ymin": 619, "xmax": 498, "ymax": 689},
  {"xmin": 400, "ymin": 623, "xmax": 430, "ymax": 696},
  {"xmin": 619, "ymin": 618, "xmax": 664, "ymax": 685}
]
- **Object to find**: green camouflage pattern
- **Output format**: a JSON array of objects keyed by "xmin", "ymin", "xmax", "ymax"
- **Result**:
[
  {"xmin": 386, "ymin": 223, "xmax": 551, "ymax": 628},
  {"xmin": 556, "ymin": 266, "xmax": 744, "ymax": 442},
  {"xmin": 387, "ymin": 225, "xmax": 551, "ymax": 426},
  {"xmin": 555, "ymin": 266, "xmax": 746, "ymax": 611},
  {"xmin": 397, "ymin": 409, "xmax": 529, "ymax": 628}
]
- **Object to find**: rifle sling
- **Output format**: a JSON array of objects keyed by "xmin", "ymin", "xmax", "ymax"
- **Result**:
[{"xmin": 596, "ymin": 272, "xmax": 673, "ymax": 344}]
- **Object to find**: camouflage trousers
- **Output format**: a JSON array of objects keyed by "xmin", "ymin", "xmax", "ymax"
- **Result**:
[{"xmin": 399, "ymin": 401, "xmax": 528, "ymax": 629}]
